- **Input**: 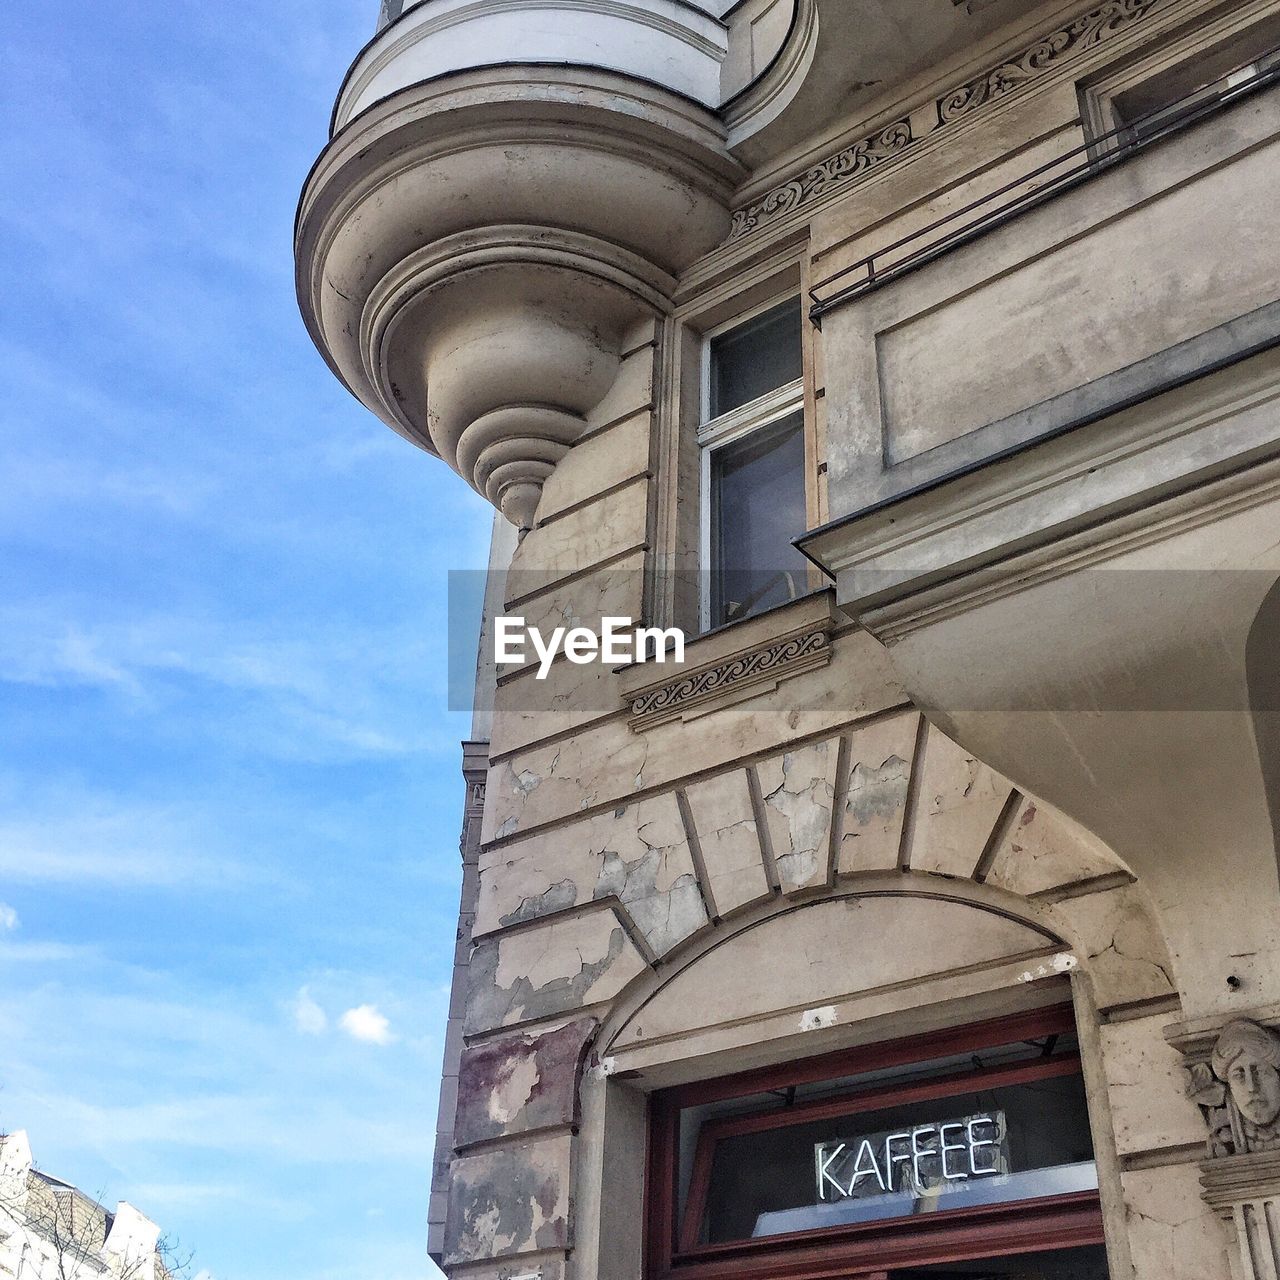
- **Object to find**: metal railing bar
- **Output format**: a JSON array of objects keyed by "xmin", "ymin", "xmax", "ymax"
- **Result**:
[{"xmin": 808, "ymin": 54, "xmax": 1280, "ymax": 325}]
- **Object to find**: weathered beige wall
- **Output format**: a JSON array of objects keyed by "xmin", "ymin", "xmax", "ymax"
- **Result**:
[{"xmin": 426, "ymin": 0, "xmax": 1280, "ymax": 1275}]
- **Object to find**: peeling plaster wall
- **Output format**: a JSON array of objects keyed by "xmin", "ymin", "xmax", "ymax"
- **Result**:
[
  {"xmin": 419, "ymin": 2, "xmax": 1265, "ymax": 1274},
  {"xmin": 452, "ymin": 610, "xmax": 1189, "ymax": 1273}
]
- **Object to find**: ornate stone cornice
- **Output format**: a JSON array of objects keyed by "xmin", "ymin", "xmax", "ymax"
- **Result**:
[
  {"xmin": 938, "ymin": 0, "xmax": 1161, "ymax": 122},
  {"xmin": 727, "ymin": 0, "xmax": 1167, "ymax": 241},
  {"xmin": 628, "ymin": 626, "xmax": 831, "ymax": 729},
  {"xmin": 1200, "ymin": 1150, "xmax": 1280, "ymax": 1216}
]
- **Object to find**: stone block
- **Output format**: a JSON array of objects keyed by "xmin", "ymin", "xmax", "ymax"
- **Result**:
[
  {"xmin": 1121, "ymin": 1162, "xmax": 1232, "ymax": 1280},
  {"xmin": 909, "ymin": 726, "xmax": 1013, "ymax": 879},
  {"xmin": 591, "ymin": 794, "xmax": 708, "ymax": 957},
  {"xmin": 477, "ymin": 794, "xmax": 706, "ymax": 958},
  {"xmin": 1100, "ymin": 1013, "xmax": 1205, "ymax": 1158},
  {"xmin": 757, "ymin": 738, "xmax": 840, "ymax": 894},
  {"xmin": 536, "ymin": 410, "xmax": 651, "ymax": 523},
  {"xmin": 838, "ymin": 711, "xmax": 919, "ymax": 874},
  {"xmin": 683, "ymin": 770, "xmax": 772, "ymax": 916},
  {"xmin": 1048, "ymin": 883, "xmax": 1175, "ymax": 1011},
  {"xmin": 508, "ymin": 478, "xmax": 648, "ymax": 595},
  {"xmin": 455, "ymin": 1018, "xmax": 598, "ymax": 1148},
  {"xmin": 443, "ymin": 1133, "xmax": 573, "ymax": 1266},
  {"xmin": 586, "ymin": 343, "xmax": 655, "ymax": 430},
  {"xmin": 986, "ymin": 796, "xmax": 1124, "ymax": 896},
  {"xmin": 465, "ymin": 907, "xmax": 648, "ymax": 1034}
]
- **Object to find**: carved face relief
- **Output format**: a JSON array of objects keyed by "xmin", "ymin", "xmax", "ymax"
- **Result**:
[
  {"xmin": 1227, "ymin": 1056, "xmax": 1280, "ymax": 1129},
  {"xmin": 1201, "ymin": 1020, "xmax": 1280, "ymax": 1152}
]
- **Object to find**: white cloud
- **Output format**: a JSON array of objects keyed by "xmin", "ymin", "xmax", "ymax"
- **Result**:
[
  {"xmin": 0, "ymin": 604, "xmax": 460, "ymax": 763},
  {"xmin": 0, "ymin": 941, "xmax": 98, "ymax": 965},
  {"xmin": 52, "ymin": 627, "xmax": 145, "ymax": 697},
  {"xmin": 0, "ymin": 806, "xmax": 250, "ymax": 889},
  {"xmin": 0, "ymin": 903, "xmax": 17, "ymax": 931},
  {"xmin": 338, "ymin": 1004, "xmax": 394, "ymax": 1046},
  {"xmin": 291, "ymin": 987, "xmax": 327, "ymax": 1036}
]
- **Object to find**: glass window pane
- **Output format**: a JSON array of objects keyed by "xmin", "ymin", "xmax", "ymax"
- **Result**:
[
  {"xmin": 1109, "ymin": 16, "xmax": 1280, "ymax": 139},
  {"xmin": 676, "ymin": 1034, "xmax": 1094, "ymax": 1248},
  {"xmin": 703, "ymin": 1075, "xmax": 1095, "ymax": 1242},
  {"xmin": 710, "ymin": 411, "xmax": 808, "ymax": 627},
  {"xmin": 709, "ymin": 298, "xmax": 803, "ymax": 418},
  {"xmin": 890, "ymin": 1244, "xmax": 1110, "ymax": 1278}
]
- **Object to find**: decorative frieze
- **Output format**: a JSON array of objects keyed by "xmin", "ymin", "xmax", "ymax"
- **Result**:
[
  {"xmin": 727, "ymin": 0, "xmax": 1167, "ymax": 240},
  {"xmin": 938, "ymin": 0, "xmax": 1162, "ymax": 122},
  {"xmin": 729, "ymin": 121, "xmax": 913, "ymax": 239},
  {"xmin": 627, "ymin": 627, "xmax": 831, "ymax": 728}
]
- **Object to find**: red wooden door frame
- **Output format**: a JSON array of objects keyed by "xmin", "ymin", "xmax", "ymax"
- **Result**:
[{"xmin": 644, "ymin": 1004, "xmax": 1105, "ymax": 1280}]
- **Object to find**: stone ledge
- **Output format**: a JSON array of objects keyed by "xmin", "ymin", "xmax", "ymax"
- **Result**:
[{"xmin": 1200, "ymin": 1150, "xmax": 1280, "ymax": 1216}]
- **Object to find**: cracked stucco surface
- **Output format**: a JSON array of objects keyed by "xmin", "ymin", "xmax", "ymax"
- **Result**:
[
  {"xmin": 483, "ymin": 630, "xmax": 905, "ymax": 837},
  {"xmin": 910, "ymin": 728, "xmax": 1013, "ymax": 878},
  {"xmin": 839, "ymin": 712, "xmax": 918, "ymax": 873},
  {"xmin": 1047, "ymin": 882, "xmax": 1176, "ymax": 1009},
  {"xmin": 455, "ymin": 1018, "xmax": 597, "ymax": 1147},
  {"xmin": 465, "ymin": 908, "xmax": 646, "ymax": 1034},
  {"xmin": 487, "ymin": 732, "xmax": 651, "ymax": 840},
  {"xmin": 509, "ymin": 475, "xmax": 647, "ymax": 594},
  {"xmin": 444, "ymin": 1135, "xmax": 572, "ymax": 1266},
  {"xmin": 683, "ymin": 770, "xmax": 772, "ymax": 915},
  {"xmin": 1121, "ymin": 1164, "xmax": 1232, "ymax": 1280},
  {"xmin": 591, "ymin": 794, "xmax": 708, "ymax": 956},
  {"xmin": 986, "ymin": 796, "xmax": 1125, "ymax": 896},
  {"xmin": 757, "ymin": 738, "xmax": 840, "ymax": 893},
  {"xmin": 477, "ymin": 794, "xmax": 705, "ymax": 956},
  {"xmin": 1099, "ymin": 1013, "xmax": 1205, "ymax": 1157}
]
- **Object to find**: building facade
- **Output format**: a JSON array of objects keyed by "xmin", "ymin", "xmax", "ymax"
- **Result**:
[
  {"xmin": 295, "ymin": 2, "xmax": 1280, "ymax": 1277},
  {"xmin": 0, "ymin": 1131, "xmax": 168, "ymax": 1280}
]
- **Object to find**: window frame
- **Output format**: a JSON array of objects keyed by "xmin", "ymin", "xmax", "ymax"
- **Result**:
[
  {"xmin": 1079, "ymin": 4, "xmax": 1280, "ymax": 154},
  {"xmin": 644, "ymin": 1005, "xmax": 1107, "ymax": 1280},
  {"xmin": 697, "ymin": 294, "xmax": 809, "ymax": 633}
]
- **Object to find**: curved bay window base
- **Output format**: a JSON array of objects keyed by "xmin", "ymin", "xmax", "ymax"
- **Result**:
[{"xmin": 295, "ymin": 66, "xmax": 742, "ymax": 529}]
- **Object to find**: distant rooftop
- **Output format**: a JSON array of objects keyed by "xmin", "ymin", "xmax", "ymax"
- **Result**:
[{"xmin": 377, "ymin": 0, "xmax": 405, "ymax": 30}]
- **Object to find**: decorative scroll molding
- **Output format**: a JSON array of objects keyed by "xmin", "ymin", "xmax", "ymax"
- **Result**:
[
  {"xmin": 628, "ymin": 627, "xmax": 831, "ymax": 729},
  {"xmin": 729, "ymin": 120, "xmax": 913, "ymax": 238},
  {"xmin": 727, "ymin": 0, "xmax": 1167, "ymax": 241},
  {"xmin": 938, "ymin": 0, "xmax": 1161, "ymax": 122}
]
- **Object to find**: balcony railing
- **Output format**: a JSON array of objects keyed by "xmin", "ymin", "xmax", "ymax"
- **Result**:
[{"xmin": 809, "ymin": 54, "xmax": 1280, "ymax": 326}]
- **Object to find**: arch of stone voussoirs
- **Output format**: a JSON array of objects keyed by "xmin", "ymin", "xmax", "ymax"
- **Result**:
[
  {"xmin": 466, "ymin": 710, "xmax": 1174, "ymax": 1047},
  {"xmin": 594, "ymin": 714, "xmax": 1178, "ymax": 1065}
]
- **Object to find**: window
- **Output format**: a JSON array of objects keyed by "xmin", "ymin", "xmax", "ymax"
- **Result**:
[
  {"xmin": 1082, "ymin": 14, "xmax": 1280, "ymax": 150},
  {"xmin": 647, "ymin": 1007, "xmax": 1108, "ymax": 1280},
  {"xmin": 700, "ymin": 298, "xmax": 811, "ymax": 630}
]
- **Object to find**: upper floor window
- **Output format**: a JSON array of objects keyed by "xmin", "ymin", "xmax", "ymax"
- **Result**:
[
  {"xmin": 700, "ymin": 298, "xmax": 811, "ymax": 630},
  {"xmin": 1083, "ymin": 14, "xmax": 1280, "ymax": 149}
]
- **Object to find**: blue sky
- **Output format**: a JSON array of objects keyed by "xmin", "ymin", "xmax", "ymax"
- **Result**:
[{"xmin": 1, "ymin": 5, "xmax": 493, "ymax": 1278}]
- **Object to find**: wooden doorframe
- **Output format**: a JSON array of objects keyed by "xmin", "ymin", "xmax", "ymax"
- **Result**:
[{"xmin": 644, "ymin": 1004, "xmax": 1106, "ymax": 1280}]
